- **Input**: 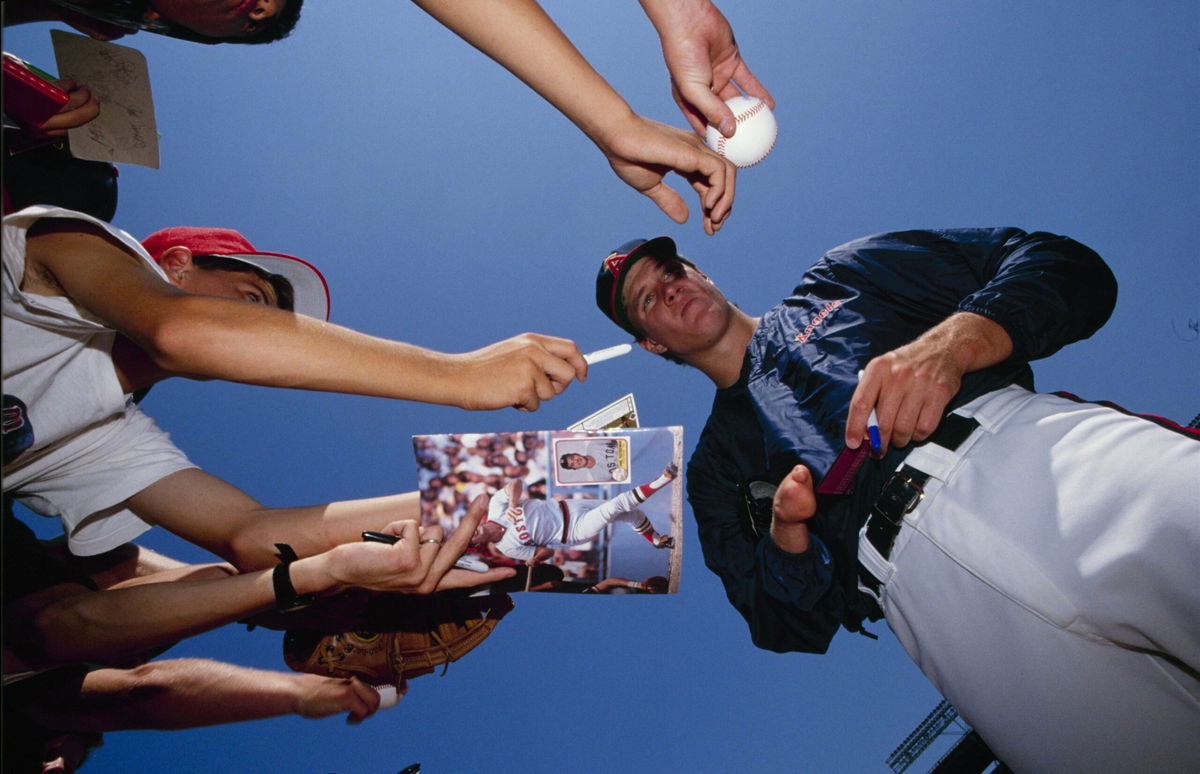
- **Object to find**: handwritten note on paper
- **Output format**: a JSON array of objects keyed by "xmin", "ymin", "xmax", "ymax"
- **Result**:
[{"xmin": 51, "ymin": 30, "xmax": 159, "ymax": 169}]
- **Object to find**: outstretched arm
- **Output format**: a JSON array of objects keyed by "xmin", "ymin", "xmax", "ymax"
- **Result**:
[
  {"xmin": 23, "ymin": 219, "xmax": 587, "ymax": 411},
  {"xmin": 26, "ymin": 660, "xmax": 384, "ymax": 731},
  {"xmin": 127, "ymin": 468, "xmax": 419, "ymax": 571},
  {"xmin": 412, "ymin": 0, "xmax": 736, "ymax": 234},
  {"xmin": 6, "ymin": 495, "xmax": 512, "ymax": 669},
  {"xmin": 639, "ymin": 0, "xmax": 774, "ymax": 137}
]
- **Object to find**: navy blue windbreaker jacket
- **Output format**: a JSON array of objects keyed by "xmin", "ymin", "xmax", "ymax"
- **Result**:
[{"xmin": 686, "ymin": 228, "xmax": 1117, "ymax": 654}]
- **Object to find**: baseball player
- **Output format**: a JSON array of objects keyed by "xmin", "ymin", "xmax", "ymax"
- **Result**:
[
  {"xmin": 472, "ymin": 465, "xmax": 678, "ymax": 564},
  {"xmin": 593, "ymin": 230, "xmax": 1200, "ymax": 772}
]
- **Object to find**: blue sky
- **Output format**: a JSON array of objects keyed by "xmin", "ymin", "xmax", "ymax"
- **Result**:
[{"xmin": 7, "ymin": 1, "xmax": 1198, "ymax": 771}]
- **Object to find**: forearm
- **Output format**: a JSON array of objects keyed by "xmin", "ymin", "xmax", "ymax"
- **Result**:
[
  {"xmin": 912, "ymin": 311, "xmax": 1013, "ymax": 375},
  {"xmin": 769, "ymin": 520, "xmax": 810, "ymax": 554},
  {"xmin": 39, "ymin": 661, "xmax": 337, "ymax": 731},
  {"xmin": 700, "ymin": 530, "xmax": 838, "ymax": 654},
  {"xmin": 227, "ymin": 494, "xmax": 422, "ymax": 571},
  {"xmin": 129, "ymin": 469, "xmax": 417, "ymax": 571},
  {"xmin": 24, "ymin": 555, "xmax": 349, "ymax": 667},
  {"xmin": 639, "ymin": 0, "xmax": 709, "ymax": 39},
  {"xmin": 412, "ymin": 0, "xmax": 637, "ymax": 147},
  {"xmin": 151, "ymin": 298, "xmax": 464, "ymax": 404}
]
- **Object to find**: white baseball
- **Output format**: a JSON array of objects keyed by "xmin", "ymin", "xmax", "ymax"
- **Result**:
[
  {"xmin": 705, "ymin": 96, "xmax": 778, "ymax": 168},
  {"xmin": 375, "ymin": 684, "xmax": 401, "ymax": 710}
]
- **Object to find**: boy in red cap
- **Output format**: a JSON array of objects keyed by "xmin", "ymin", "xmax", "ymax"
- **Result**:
[{"xmin": 2, "ymin": 205, "xmax": 585, "ymax": 576}]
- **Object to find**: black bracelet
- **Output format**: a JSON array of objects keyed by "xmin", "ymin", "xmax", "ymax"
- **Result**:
[{"xmin": 272, "ymin": 543, "xmax": 316, "ymax": 612}]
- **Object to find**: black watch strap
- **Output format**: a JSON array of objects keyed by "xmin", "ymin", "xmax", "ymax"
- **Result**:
[{"xmin": 272, "ymin": 543, "xmax": 316, "ymax": 612}]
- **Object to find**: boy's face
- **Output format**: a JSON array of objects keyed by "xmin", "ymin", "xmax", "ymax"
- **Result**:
[
  {"xmin": 147, "ymin": 0, "xmax": 286, "ymax": 38},
  {"xmin": 176, "ymin": 266, "xmax": 279, "ymax": 308},
  {"xmin": 621, "ymin": 256, "xmax": 732, "ymax": 357}
]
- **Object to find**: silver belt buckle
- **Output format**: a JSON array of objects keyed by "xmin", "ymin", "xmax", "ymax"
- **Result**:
[{"xmin": 897, "ymin": 473, "xmax": 925, "ymax": 514}]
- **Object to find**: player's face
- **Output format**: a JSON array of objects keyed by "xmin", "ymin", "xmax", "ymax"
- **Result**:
[
  {"xmin": 622, "ymin": 256, "xmax": 731, "ymax": 356},
  {"xmin": 562, "ymin": 453, "xmax": 586, "ymax": 470},
  {"xmin": 147, "ymin": 0, "xmax": 286, "ymax": 38},
  {"xmin": 471, "ymin": 520, "xmax": 505, "ymax": 545}
]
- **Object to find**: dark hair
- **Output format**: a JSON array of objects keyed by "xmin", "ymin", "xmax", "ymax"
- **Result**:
[
  {"xmin": 160, "ymin": 0, "xmax": 304, "ymax": 45},
  {"xmin": 191, "ymin": 254, "xmax": 295, "ymax": 312},
  {"xmin": 559, "ymin": 453, "xmax": 574, "ymax": 468}
]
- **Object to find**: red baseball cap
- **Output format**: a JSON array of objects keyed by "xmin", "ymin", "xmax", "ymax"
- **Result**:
[{"xmin": 141, "ymin": 227, "xmax": 330, "ymax": 320}]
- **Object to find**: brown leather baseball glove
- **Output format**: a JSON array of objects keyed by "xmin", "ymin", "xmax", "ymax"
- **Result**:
[{"xmin": 282, "ymin": 591, "xmax": 514, "ymax": 695}]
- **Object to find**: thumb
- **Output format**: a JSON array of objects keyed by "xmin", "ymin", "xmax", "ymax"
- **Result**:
[
  {"xmin": 773, "ymin": 465, "xmax": 817, "ymax": 523},
  {"xmin": 683, "ymin": 87, "xmax": 737, "ymax": 137},
  {"xmin": 641, "ymin": 182, "xmax": 690, "ymax": 225}
]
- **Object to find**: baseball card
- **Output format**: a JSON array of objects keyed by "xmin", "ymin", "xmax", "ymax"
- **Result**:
[
  {"xmin": 51, "ymin": 30, "xmax": 160, "ymax": 168},
  {"xmin": 412, "ymin": 426, "xmax": 683, "ymax": 594},
  {"xmin": 553, "ymin": 435, "xmax": 630, "ymax": 485},
  {"xmin": 567, "ymin": 393, "xmax": 639, "ymax": 431}
]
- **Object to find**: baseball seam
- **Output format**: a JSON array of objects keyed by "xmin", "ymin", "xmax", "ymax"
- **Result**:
[{"xmin": 729, "ymin": 99, "xmax": 774, "ymax": 167}]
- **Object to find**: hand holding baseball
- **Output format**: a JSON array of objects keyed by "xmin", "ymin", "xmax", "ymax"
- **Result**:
[
  {"xmin": 705, "ymin": 96, "xmax": 777, "ymax": 167},
  {"xmin": 641, "ymin": 0, "xmax": 775, "ymax": 137},
  {"xmin": 294, "ymin": 673, "xmax": 382, "ymax": 724}
]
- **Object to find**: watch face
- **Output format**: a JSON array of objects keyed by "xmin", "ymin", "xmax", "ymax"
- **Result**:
[{"xmin": 742, "ymin": 479, "xmax": 778, "ymax": 538}]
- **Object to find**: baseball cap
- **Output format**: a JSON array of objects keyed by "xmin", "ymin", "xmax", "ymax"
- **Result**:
[
  {"xmin": 140, "ymin": 227, "xmax": 330, "ymax": 320},
  {"xmin": 594, "ymin": 236, "xmax": 692, "ymax": 336}
]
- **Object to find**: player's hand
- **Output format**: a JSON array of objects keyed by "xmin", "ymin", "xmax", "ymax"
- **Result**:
[
  {"xmin": 845, "ymin": 313, "xmax": 1013, "ymax": 453},
  {"xmin": 452, "ymin": 333, "xmax": 587, "ymax": 411},
  {"xmin": 598, "ymin": 113, "xmax": 736, "ymax": 235},
  {"xmin": 770, "ymin": 465, "xmax": 815, "ymax": 554},
  {"xmin": 37, "ymin": 80, "xmax": 101, "ymax": 137},
  {"xmin": 641, "ymin": 0, "xmax": 775, "ymax": 137},
  {"xmin": 294, "ymin": 674, "xmax": 382, "ymax": 724}
]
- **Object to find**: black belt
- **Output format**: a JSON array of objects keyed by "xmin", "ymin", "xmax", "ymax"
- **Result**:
[{"xmin": 859, "ymin": 413, "xmax": 980, "ymax": 594}]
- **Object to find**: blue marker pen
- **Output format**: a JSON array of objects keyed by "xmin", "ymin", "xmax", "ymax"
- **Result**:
[
  {"xmin": 858, "ymin": 370, "xmax": 882, "ymax": 452},
  {"xmin": 867, "ymin": 408, "xmax": 882, "ymax": 453}
]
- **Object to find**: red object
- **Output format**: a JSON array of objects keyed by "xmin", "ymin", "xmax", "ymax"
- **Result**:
[{"xmin": 3, "ymin": 56, "xmax": 69, "ymax": 128}]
